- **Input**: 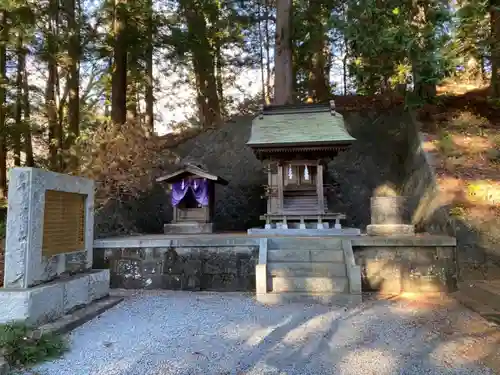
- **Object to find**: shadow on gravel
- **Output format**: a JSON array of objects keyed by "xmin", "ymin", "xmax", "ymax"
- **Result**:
[
  {"xmin": 21, "ymin": 292, "xmax": 500, "ymax": 375},
  {"xmin": 232, "ymin": 294, "xmax": 500, "ymax": 375}
]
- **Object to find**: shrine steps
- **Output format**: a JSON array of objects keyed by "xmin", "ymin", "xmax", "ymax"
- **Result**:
[
  {"xmin": 255, "ymin": 292, "xmax": 361, "ymax": 307},
  {"xmin": 255, "ymin": 238, "xmax": 362, "ymax": 307}
]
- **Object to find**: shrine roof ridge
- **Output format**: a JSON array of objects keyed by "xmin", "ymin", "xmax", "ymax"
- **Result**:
[
  {"xmin": 156, "ymin": 163, "xmax": 229, "ymax": 185},
  {"xmin": 247, "ymin": 102, "xmax": 356, "ymax": 148},
  {"xmin": 261, "ymin": 103, "xmax": 332, "ymax": 115}
]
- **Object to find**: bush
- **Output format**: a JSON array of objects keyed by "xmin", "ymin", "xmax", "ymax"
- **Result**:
[
  {"xmin": 0, "ymin": 323, "xmax": 67, "ymax": 367},
  {"xmin": 78, "ymin": 120, "xmax": 177, "ymax": 208}
]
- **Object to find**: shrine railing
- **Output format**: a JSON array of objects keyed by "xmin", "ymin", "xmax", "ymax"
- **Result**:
[{"xmin": 261, "ymin": 184, "xmax": 338, "ymax": 198}]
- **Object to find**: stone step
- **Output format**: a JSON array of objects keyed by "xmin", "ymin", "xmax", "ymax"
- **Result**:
[
  {"xmin": 268, "ymin": 249, "xmax": 344, "ymax": 263},
  {"xmin": 452, "ymin": 290, "xmax": 500, "ymax": 325},
  {"xmin": 268, "ymin": 238, "xmax": 343, "ymax": 251},
  {"xmin": 268, "ymin": 262, "xmax": 347, "ymax": 277},
  {"xmin": 271, "ymin": 276, "xmax": 348, "ymax": 293},
  {"xmin": 256, "ymin": 292, "xmax": 362, "ymax": 307},
  {"xmin": 459, "ymin": 282, "xmax": 500, "ymax": 312}
]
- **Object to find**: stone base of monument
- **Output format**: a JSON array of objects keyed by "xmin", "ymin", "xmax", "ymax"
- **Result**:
[
  {"xmin": 247, "ymin": 227, "xmax": 361, "ymax": 236},
  {"xmin": 164, "ymin": 222, "xmax": 213, "ymax": 234},
  {"xmin": 0, "ymin": 269, "xmax": 110, "ymax": 325},
  {"xmin": 366, "ymin": 224, "xmax": 415, "ymax": 236}
]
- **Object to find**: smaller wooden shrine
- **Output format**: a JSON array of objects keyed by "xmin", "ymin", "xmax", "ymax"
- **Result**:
[
  {"xmin": 156, "ymin": 163, "xmax": 228, "ymax": 234},
  {"xmin": 247, "ymin": 100, "xmax": 357, "ymax": 231}
]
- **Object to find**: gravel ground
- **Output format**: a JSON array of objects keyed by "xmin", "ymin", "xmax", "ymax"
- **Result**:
[{"xmin": 23, "ymin": 291, "xmax": 498, "ymax": 375}]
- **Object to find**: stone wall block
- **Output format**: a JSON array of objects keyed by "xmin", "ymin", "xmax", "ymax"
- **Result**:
[
  {"xmin": 122, "ymin": 248, "xmax": 143, "ymax": 259},
  {"xmin": 162, "ymin": 275, "xmax": 184, "ymax": 290},
  {"xmin": 153, "ymin": 247, "xmax": 170, "ymax": 259},
  {"xmin": 163, "ymin": 249, "xmax": 184, "ymax": 274},
  {"xmin": 63, "ymin": 275, "xmax": 91, "ymax": 312},
  {"xmin": 65, "ymin": 252, "xmax": 88, "ymax": 274},
  {"xmin": 183, "ymin": 259, "xmax": 202, "ymax": 276},
  {"xmin": 141, "ymin": 275, "xmax": 166, "ymax": 289},
  {"xmin": 0, "ymin": 293, "xmax": 30, "ymax": 324},
  {"xmin": 29, "ymin": 284, "xmax": 65, "ymax": 324},
  {"xmin": 239, "ymin": 256, "xmax": 255, "ymax": 278},
  {"xmin": 142, "ymin": 261, "xmax": 163, "ymax": 276},
  {"xmin": 88, "ymin": 270, "xmax": 110, "ymax": 300},
  {"xmin": 115, "ymin": 259, "xmax": 142, "ymax": 279}
]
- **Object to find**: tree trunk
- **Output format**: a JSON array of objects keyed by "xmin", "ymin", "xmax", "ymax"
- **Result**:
[
  {"xmin": 184, "ymin": 5, "xmax": 221, "ymax": 128},
  {"xmin": 491, "ymin": 0, "xmax": 500, "ymax": 97},
  {"xmin": 258, "ymin": 0, "xmax": 266, "ymax": 102},
  {"xmin": 21, "ymin": 47, "xmax": 34, "ymax": 167},
  {"xmin": 46, "ymin": 0, "xmax": 60, "ymax": 171},
  {"xmin": 274, "ymin": 0, "xmax": 293, "ymax": 105},
  {"xmin": 411, "ymin": 3, "xmax": 437, "ymax": 101},
  {"xmin": 105, "ymin": 57, "xmax": 112, "ymax": 118},
  {"xmin": 126, "ymin": 58, "xmax": 138, "ymax": 121},
  {"xmin": 305, "ymin": 0, "xmax": 330, "ymax": 102},
  {"xmin": 215, "ymin": 42, "xmax": 225, "ymax": 119},
  {"xmin": 111, "ymin": 0, "xmax": 127, "ymax": 125},
  {"xmin": 145, "ymin": 0, "xmax": 154, "ymax": 134},
  {"xmin": 14, "ymin": 33, "xmax": 23, "ymax": 166},
  {"xmin": 0, "ymin": 11, "xmax": 7, "ymax": 197},
  {"xmin": 65, "ymin": 0, "xmax": 80, "ymax": 171},
  {"xmin": 343, "ymin": 36, "xmax": 348, "ymax": 95},
  {"xmin": 264, "ymin": 0, "xmax": 272, "ymax": 103}
]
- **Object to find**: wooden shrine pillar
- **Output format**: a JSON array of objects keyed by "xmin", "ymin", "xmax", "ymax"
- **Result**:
[
  {"xmin": 277, "ymin": 163, "xmax": 284, "ymax": 211},
  {"xmin": 316, "ymin": 163, "xmax": 324, "ymax": 213}
]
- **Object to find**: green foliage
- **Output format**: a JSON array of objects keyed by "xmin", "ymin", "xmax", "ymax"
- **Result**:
[
  {"xmin": 0, "ymin": 322, "xmax": 67, "ymax": 367},
  {"xmin": 437, "ymin": 131, "xmax": 457, "ymax": 156},
  {"xmin": 333, "ymin": 0, "xmax": 452, "ymax": 96},
  {"xmin": 449, "ymin": 205, "xmax": 466, "ymax": 218},
  {"xmin": 0, "ymin": 219, "xmax": 5, "ymax": 239}
]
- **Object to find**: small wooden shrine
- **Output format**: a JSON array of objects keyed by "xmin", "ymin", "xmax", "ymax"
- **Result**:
[
  {"xmin": 156, "ymin": 163, "xmax": 228, "ymax": 234},
  {"xmin": 247, "ymin": 100, "xmax": 356, "ymax": 230}
]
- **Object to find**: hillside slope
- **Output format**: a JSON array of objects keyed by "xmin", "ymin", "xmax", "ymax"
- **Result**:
[{"xmin": 420, "ymin": 106, "xmax": 500, "ymax": 281}]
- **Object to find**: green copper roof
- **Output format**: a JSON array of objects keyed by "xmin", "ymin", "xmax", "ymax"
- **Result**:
[{"xmin": 246, "ymin": 104, "xmax": 356, "ymax": 147}]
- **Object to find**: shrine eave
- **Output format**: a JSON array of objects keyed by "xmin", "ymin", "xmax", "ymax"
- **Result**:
[
  {"xmin": 250, "ymin": 142, "xmax": 352, "ymax": 155},
  {"xmin": 156, "ymin": 164, "xmax": 229, "ymax": 185}
]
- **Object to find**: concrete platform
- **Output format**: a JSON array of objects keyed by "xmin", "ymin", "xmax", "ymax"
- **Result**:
[
  {"xmin": 366, "ymin": 224, "xmax": 415, "ymax": 236},
  {"xmin": 0, "ymin": 269, "xmax": 110, "ymax": 325},
  {"xmin": 93, "ymin": 233, "xmax": 457, "ymax": 249},
  {"xmin": 164, "ymin": 222, "xmax": 213, "ymax": 234},
  {"xmin": 247, "ymin": 227, "xmax": 361, "ymax": 236}
]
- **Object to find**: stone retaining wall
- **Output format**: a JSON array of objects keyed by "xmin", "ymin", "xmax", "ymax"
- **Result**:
[
  {"xmin": 94, "ymin": 235, "xmax": 457, "ymax": 293},
  {"xmin": 94, "ymin": 245, "xmax": 259, "ymax": 291},
  {"xmin": 354, "ymin": 245, "xmax": 457, "ymax": 294}
]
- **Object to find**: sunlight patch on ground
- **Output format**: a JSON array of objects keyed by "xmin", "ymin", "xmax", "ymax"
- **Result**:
[
  {"xmin": 385, "ymin": 293, "xmax": 455, "ymax": 319},
  {"xmin": 436, "ymin": 81, "xmax": 488, "ymax": 96},
  {"xmin": 451, "ymin": 135, "xmax": 493, "ymax": 154},
  {"xmin": 281, "ymin": 312, "xmax": 334, "ymax": 345},
  {"xmin": 338, "ymin": 349, "xmax": 396, "ymax": 375}
]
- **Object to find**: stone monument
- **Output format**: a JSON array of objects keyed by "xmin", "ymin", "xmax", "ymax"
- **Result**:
[
  {"xmin": 366, "ymin": 185, "xmax": 415, "ymax": 235},
  {"xmin": 0, "ymin": 167, "xmax": 110, "ymax": 325}
]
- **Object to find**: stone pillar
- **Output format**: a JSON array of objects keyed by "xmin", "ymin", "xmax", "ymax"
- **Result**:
[{"xmin": 366, "ymin": 196, "xmax": 415, "ymax": 236}]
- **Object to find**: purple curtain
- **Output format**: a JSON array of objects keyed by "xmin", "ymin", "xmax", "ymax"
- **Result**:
[{"xmin": 171, "ymin": 178, "xmax": 210, "ymax": 207}]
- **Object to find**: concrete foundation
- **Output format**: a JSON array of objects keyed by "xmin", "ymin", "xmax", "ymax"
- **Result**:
[
  {"xmin": 164, "ymin": 222, "xmax": 213, "ymax": 234},
  {"xmin": 366, "ymin": 224, "xmax": 415, "ymax": 236},
  {"xmin": 247, "ymin": 227, "xmax": 361, "ymax": 236},
  {"xmin": 94, "ymin": 233, "xmax": 457, "ymax": 294},
  {"xmin": 0, "ymin": 270, "xmax": 110, "ymax": 325}
]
